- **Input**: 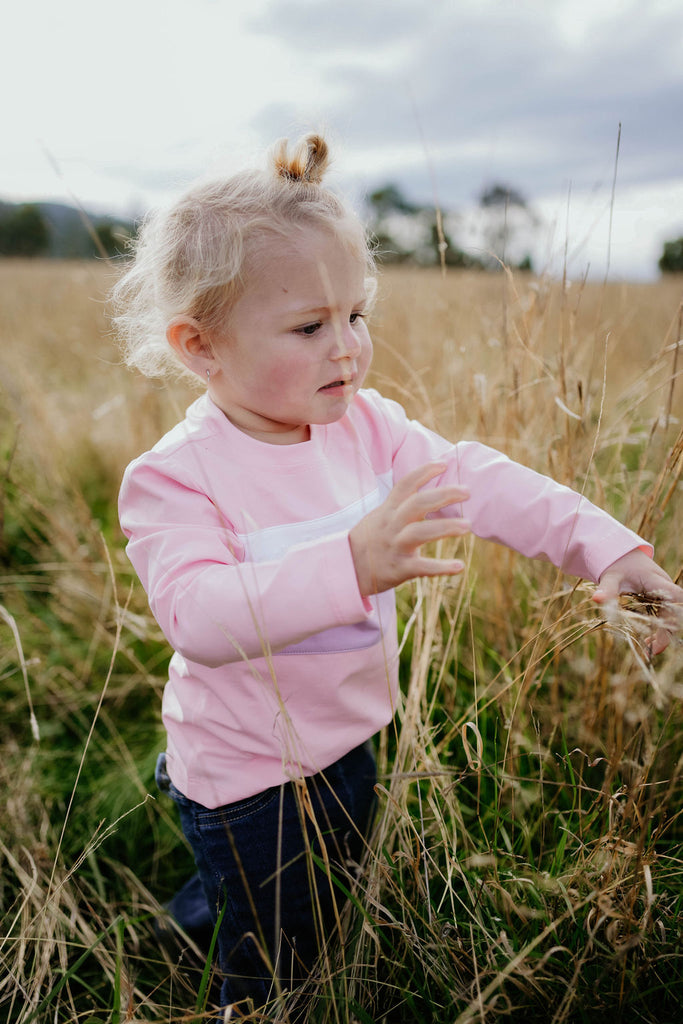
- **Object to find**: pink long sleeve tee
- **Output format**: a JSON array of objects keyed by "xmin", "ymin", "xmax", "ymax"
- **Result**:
[{"xmin": 119, "ymin": 389, "xmax": 651, "ymax": 808}]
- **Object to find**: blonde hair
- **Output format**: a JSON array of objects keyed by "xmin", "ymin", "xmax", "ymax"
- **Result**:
[{"xmin": 111, "ymin": 134, "xmax": 376, "ymax": 381}]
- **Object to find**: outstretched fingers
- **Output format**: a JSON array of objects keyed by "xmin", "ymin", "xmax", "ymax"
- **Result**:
[{"xmin": 349, "ymin": 462, "xmax": 471, "ymax": 597}]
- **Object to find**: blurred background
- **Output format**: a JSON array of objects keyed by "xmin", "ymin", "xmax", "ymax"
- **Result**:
[{"xmin": 2, "ymin": 0, "xmax": 683, "ymax": 279}]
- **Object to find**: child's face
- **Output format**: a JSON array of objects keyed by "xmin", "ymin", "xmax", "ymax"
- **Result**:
[{"xmin": 208, "ymin": 224, "xmax": 373, "ymax": 444}]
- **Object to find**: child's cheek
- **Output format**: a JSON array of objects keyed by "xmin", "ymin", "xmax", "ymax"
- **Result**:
[{"xmin": 358, "ymin": 335, "xmax": 373, "ymax": 382}]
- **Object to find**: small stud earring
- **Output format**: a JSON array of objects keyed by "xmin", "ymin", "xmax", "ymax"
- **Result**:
[{"xmin": 206, "ymin": 369, "xmax": 211, "ymax": 384}]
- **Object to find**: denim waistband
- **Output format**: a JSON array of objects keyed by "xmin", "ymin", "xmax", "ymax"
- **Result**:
[{"xmin": 154, "ymin": 741, "xmax": 375, "ymax": 806}]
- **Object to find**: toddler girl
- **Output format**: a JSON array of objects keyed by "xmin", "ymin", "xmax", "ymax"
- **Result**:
[{"xmin": 114, "ymin": 134, "xmax": 681, "ymax": 1015}]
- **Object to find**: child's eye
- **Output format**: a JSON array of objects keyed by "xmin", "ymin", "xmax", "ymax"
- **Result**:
[
  {"xmin": 350, "ymin": 312, "xmax": 366, "ymax": 325},
  {"xmin": 296, "ymin": 321, "xmax": 322, "ymax": 336}
]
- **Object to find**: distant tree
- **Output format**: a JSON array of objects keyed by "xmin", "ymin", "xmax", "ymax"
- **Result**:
[
  {"xmin": 477, "ymin": 182, "xmax": 537, "ymax": 271},
  {"xmin": 366, "ymin": 183, "xmax": 482, "ymax": 268},
  {"xmin": 366, "ymin": 183, "xmax": 419, "ymax": 263},
  {"xmin": 428, "ymin": 221, "xmax": 480, "ymax": 268},
  {"xmin": 94, "ymin": 222, "xmax": 119, "ymax": 257},
  {"xmin": 0, "ymin": 204, "xmax": 49, "ymax": 257},
  {"xmin": 479, "ymin": 183, "xmax": 529, "ymax": 210},
  {"xmin": 93, "ymin": 221, "xmax": 133, "ymax": 258},
  {"xmin": 659, "ymin": 237, "xmax": 683, "ymax": 273},
  {"xmin": 368, "ymin": 184, "xmax": 420, "ymax": 219}
]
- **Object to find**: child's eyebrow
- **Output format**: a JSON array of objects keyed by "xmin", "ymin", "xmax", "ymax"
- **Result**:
[
  {"xmin": 286, "ymin": 297, "xmax": 368, "ymax": 319},
  {"xmin": 288, "ymin": 305, "xmax": 333, "ymax": 318}
]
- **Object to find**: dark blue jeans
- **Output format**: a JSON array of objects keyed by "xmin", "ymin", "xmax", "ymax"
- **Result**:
[{"xmin": 156, "ymin": 743, "xmax": 377, "ymax": 1012}]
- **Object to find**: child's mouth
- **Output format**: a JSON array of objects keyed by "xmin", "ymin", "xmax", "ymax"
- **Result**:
[{"xmin": 320, "ymin": 379, "xmax": 349, "ymax": 390}]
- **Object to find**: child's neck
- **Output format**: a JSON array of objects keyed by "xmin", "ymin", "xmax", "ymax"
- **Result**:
[
  {"xmin": 256, "ymin": 424, "xmax": 311, "ymax": 445},
  {"xmin": 211, "ymin": 396, "xmax": 311, "ymax": 444}
]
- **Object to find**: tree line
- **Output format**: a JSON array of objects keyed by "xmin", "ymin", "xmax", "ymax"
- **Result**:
[
  {"xmin": 1, "ymin": 193, "xmax": 682, "ymax": 273},
  {"xmin": 0, "ymin": 201, "xmax": 133, "ymax": 259},
  {"xmin": 366, "ymin": 182, "xmax": 536, "ymax": 271}
]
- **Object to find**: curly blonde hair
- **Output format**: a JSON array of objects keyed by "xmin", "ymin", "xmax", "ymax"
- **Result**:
[{"xmin": 111, "ymin": 134, "xmax": 376, "ymax": 382}]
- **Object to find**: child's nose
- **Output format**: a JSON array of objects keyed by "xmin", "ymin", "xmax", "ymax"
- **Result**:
[{"xmin": 332, "ymin": 323, "xmax": 361, "ymax": 359}]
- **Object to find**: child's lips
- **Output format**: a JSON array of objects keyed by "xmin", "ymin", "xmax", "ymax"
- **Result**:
[{"xmin": 320, "ymin": 378, "xmax": 352, "ymax": 391}]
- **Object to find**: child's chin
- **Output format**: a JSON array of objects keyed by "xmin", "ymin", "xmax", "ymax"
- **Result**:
[{"xmin": 323, "ymin": 400, "xmax": 355, "ymax": 422}]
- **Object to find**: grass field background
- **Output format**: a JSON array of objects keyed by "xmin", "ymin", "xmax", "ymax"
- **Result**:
[{"xmin": 0, "ymin": 258, "xmax": 681, "ymax": 1022}]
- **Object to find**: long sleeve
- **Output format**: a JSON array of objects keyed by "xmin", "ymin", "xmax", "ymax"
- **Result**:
[
  {"xmin": 364, "ymin": 390, "xmax": 652, "ymax": 582},
  {"xmin": 448, "ymin": 441, "xmax": 651, "ymax": 580}
]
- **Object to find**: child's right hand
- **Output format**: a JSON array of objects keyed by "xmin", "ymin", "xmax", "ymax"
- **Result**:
[{"xmin": 349, "ymin": 462, "xmax": 471, "ymax": 597}]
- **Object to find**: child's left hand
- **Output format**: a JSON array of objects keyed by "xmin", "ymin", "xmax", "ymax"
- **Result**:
[{"xmin": 593, "ymin": 549, "xmax": 683, "ymax": 656}]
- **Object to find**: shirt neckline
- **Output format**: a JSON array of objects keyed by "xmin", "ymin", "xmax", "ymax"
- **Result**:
[{"xmin": 201, "ymin": 393, "xmax": 326, "ymax": 464}]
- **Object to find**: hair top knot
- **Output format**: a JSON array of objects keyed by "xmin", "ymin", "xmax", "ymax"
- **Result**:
[{"xmin": 271, "ymin": 133, "xmax": 330, "ymax": 185}]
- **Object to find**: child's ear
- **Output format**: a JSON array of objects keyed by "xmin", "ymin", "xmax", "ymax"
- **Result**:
[{"xmin": 167, "ymin": 317, "xmax": 214, "ymax": 378}]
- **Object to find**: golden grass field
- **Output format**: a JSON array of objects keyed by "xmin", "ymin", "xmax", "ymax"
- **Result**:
[{"xmin": 0, "ymin": 257, "xmax": 682, "ymax": 1022}]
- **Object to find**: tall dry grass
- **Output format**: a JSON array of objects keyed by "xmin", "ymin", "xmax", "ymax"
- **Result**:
[{"xmin": 0, "ymin": 257, "xmax": 681, "ymax": 1022}]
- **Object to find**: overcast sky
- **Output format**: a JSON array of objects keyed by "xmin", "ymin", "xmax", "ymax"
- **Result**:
[{"xmin": 4, "ymin": 0, "xmax": 683, "ymax": 278}]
